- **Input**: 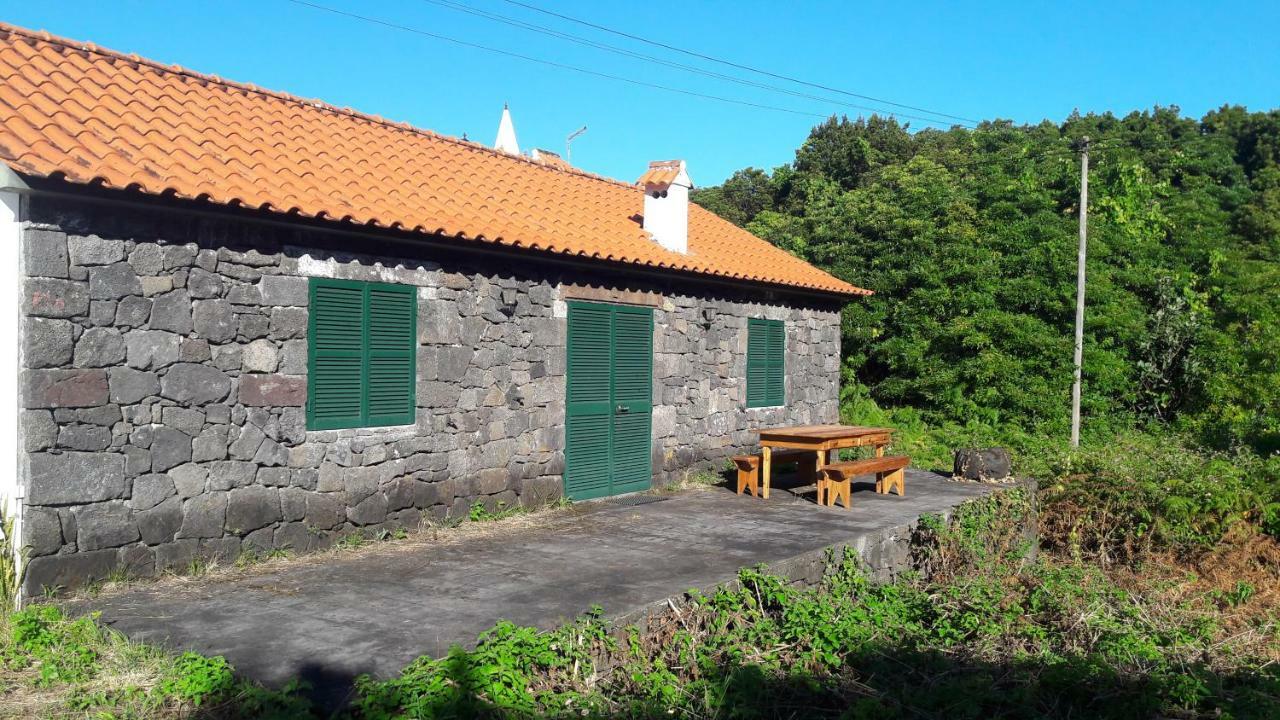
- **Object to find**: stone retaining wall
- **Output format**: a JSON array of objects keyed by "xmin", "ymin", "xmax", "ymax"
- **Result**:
[{"xmin": 18, "ymin": 196, "xmax": 842, "ymax": 593}]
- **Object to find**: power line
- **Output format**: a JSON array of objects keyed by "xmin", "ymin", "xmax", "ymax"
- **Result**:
[
  {"xmin": 284, "ymin": 0, "xmax": 830, "ymax": 119},
  {"xmin": 419, "ymin": 0, "xmax": 972, "ymax": 129},
  {"xmin": 498, "ymin": 0, "xmax": 984, "ymax": 126}
]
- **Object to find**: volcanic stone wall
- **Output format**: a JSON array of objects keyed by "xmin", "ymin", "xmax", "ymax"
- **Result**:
[{"xmin": 17, "ymin": 196, "xmax": 840, "ymax": 593}]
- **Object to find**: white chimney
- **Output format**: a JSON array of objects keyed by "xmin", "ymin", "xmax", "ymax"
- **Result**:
[
  {"xmin": 638, "ymin": 160, "xmax": 692, "ymax": 254},
  {"xmin": 494, "ymin": 104, "xmax": 519, "ymax": 154}
]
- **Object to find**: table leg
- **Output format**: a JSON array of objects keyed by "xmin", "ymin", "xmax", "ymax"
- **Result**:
[
  {"xmin": 761, "ymin": 446, "xmax": 772, "ymax": 500},
  {"xmin": 815, "ymin": 449, "xmax": 827, "ymax": 505},
  {"xmin": 875, "ymin": 443, "xmax": 885, "ymax": 458}
]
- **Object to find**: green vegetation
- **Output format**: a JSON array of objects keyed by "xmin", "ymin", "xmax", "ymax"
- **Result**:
[{"xmin": 696, "ymin": 106, "xmax": 1280, "ymax": 454}]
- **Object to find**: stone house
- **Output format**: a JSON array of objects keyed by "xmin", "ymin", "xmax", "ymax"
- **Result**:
[{"xmin": 0, "ymin": 24, "xmax": 869, "ymax": 597}]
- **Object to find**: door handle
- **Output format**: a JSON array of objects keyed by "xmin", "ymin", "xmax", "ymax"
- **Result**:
[{"xmin": 616, "ymin": 404, "xmax": 629, "ymax": 413}]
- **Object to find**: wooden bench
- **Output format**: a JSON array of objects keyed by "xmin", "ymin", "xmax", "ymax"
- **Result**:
[
  {"xmin": 817, "ymin": 455, "xmax": 910, "ymax": 509},
  {"xmin": 731, "ymin": 449, "xmax": 818, "ymax": 497}
]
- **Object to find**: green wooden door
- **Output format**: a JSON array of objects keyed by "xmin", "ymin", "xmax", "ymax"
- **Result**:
[{"xmin": 565, "ymin": 301, "xmax": 653, "ymax": 500}]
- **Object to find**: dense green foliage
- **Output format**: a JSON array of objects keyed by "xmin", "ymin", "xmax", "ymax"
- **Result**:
[{"xmin": 695, "ymin": 107, "xmax": 1280, "ymax": 452}]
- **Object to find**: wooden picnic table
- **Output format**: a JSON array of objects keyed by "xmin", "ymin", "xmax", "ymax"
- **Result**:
[{"xmin": 755, "ymin": 424, "xmax": 895, "ymax": 499}]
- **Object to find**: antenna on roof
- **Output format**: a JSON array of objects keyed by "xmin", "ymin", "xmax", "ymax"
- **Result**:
[{"xmin": 565, "ymin": 125, "xmax": 587, "ymax": 164}]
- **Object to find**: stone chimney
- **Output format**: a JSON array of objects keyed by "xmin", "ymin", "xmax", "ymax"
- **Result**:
[{"xmin": 638, "ymin": 160, "xmax": 692, "ymax": 254}]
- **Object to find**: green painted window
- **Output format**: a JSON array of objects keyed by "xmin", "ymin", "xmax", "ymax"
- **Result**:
[
  {"xmin": 746, "ymin": 318, "xmax": 785, "ymax": 408},
  {"xmin": 307, "ymin": 278, "xmax": 417, "ymax": 430}
]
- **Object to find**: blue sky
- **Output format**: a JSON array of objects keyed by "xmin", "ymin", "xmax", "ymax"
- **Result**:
[{"xmin": 7, "ymin": 1, "xmax": 1278, "ymax": 185}]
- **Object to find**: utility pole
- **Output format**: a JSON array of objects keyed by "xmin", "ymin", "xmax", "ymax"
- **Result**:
[{"xmin": 1070, "ymin": 136, "xmax": 1090, "ymax": 448}]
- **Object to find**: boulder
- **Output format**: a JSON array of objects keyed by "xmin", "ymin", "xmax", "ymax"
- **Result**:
[{"xmin": 953, "ymin": 448, "xmax": 1013, "ymax": 482}]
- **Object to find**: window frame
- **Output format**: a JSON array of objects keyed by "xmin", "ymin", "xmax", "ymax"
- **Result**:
[{"xmin": 306, "ymin": 277, "xmax": 418, "ymax": 430}]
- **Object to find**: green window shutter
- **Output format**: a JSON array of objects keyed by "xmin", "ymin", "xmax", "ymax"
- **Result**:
[
  {"xmin": 308, "ymin": 279, "xmax": 365, "ymax": 430},
  {"xmin": 747, "ymin": 318, "xmax": 785, "ymax": 408},
  {"xmin": 766, "ymin": 319, "xmax": 786, "ymax": 406},
  {"xmin": 366, "ymin": 283, "xmax": 417, "ymax": 427},
  {"xmin": 308, "ymin": 278, "xmax": 417, "ymax": 430}
]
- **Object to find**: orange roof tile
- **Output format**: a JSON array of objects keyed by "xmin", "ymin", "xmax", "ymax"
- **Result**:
[
  {"xmin": 0, "ymin": 24, "xmax": 869, "ymax": 297},
  {"xmin": 637, "ymin": 160, "xmax": 687, "ymax": 189}
]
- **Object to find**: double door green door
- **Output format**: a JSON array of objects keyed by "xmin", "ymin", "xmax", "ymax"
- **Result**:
[{"xmin": 564, "ymin": 301, "xmax": 653, "ymax": 500}]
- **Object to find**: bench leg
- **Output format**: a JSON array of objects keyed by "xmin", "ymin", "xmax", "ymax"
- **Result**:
[
  {"xmin": 832, "ymin": 479, "xmax": 852, "ymax": 509},
  {"xmin": 736, "ymin": 466, "xmax": 759, "ymax": 498},
  {"xmin": 887, "ymin": 468, "xmax": 905, "ymax": 496}
]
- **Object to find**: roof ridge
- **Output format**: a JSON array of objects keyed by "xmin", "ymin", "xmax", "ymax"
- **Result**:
[{"xmin": 0, "ymin": 21, "xmax": 640, "ymax": 192}]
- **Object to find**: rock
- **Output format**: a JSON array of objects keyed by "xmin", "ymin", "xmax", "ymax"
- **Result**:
[
  {"xmin": 73, "ymin": 327, "xmax": 126, "ymax": 367},
  {"xmin": 305, "ymin": 492, "xmax": 344, "ymax": 529},
  {"xmin": 57, "ymin": 424, "xmax": 112, "ymax": 451},
  {"xmin": 252, "ymin": 438, "xmax": 289, "ymax": 467},
  {"xmin": 89, "ymin": 262, "xmax": 142, "ymax": 299},
  {"xmin": 192, "ymin": 426, "xmax": 229, "ymax": 462},
  {"xmin": 257, "ymin": 467, "xmax": 291, "ymax": 487},
  {"xmin": 177, "ymin": 492, "xmax": 228, "ymax": 539},
  {"xmin": 228, "ymin": 423, "xmax": 265, "ymax": 460},
  {"xmin": 107, "ymin": 370, "xmax": 158, "ymax": 409},
  {"xmin": 22, "ymin": 506, "xmax": 63, "ymax": 556},
  {"xmin": 148, "ymin": 289, "xmax": 193, "ymax": 334},
  {"xmin": 240, "ymin": 339, "xmax": 279, "ymax": 373},
  {"xmin": 163, "ymin": 244, "xmax": 198, "ymax": 270},
  {"xmin": 239, "ymin": 374, "xmax": 306, "ymax": 407},
  {"xmin": 154, "ymin": 539, "xmax": 197, "ymax": 571},
  {"xmin": 128, "ymin": 244, "xmax": 164, "ymax": 275},
  {"xmin": 279, "ymin": 339, "xmax": 307, "ymax": 374},
  {"xmin": 195, "ymin": 249, "xmax": 218, "ymax": 272},
  {"xmin": 180, "ymin": 338, "xmax": 212, "ymax": 362},
  {"xmin": 23, "ymin": 550, "xmax": 118, "ymax": 595},
  {"xmin": 192, "ymin": 300, "xmax": 237, "ymax": 342},
  {"xmin": 23, "ymin": 369, "xmax": 109, "ymax": 408},
  {"xmin": 259, "ymin": 275, "xmax": 309, "ymax": 306},
  {"xmin": 225, "ymin": 485, "xmax": 281, "ymax": 534},
  {"xmin": 150, "ymin": 427, "xmax": 192, "ymax": 472},
  {"xmin": 140, "ymin": 276, "xmax": 173, "ymax": 297},
  {"xmin": 207, "ymin": 460, "xmax": 256, "ymax": 491},
  {"xmin": 22, "ymin": 410, "xmax": 58, "ymax": 452},
  {"xmin": 137, "ymin": 496, "xmax": 183, "ymax": 545},
  {"xmin": 160, "ymin": 363, "xmax": 231, "ymax": 405},
  {"xmin": 279, "ymin": 487, "xmax": 308, "ymax": 521},
  {"xmin": 25, "ymin": 278, "xmax": 90, "ymax": 318},
  {"xmin": 114, "ymin": 295, "xmax": 153, "ymax": 328},
  {"xmin": 68, "ymin": 236, "xmax": 125, "ymax": 266},
  {"xmin": 186, "ymin": 268, "xmax": 223, "ymax": 298},
  {"xmin": 90, "ymin": 299, "xmax": 117, "ymax": 326},
  {"xmin": 27, "ymin": 452, "xmax": 126, "ymax": 505},
  {"xmin": 170, "ymin": 463, "xmax": 209, "ymax": 498},
  {"xmin": 268, "ymin": 307, "xmax": 307, "ymax": 339},
  {"xmin": 125, "ymin": 330, "xmax": 181, "ymax": 369},
  {"xmin": 347, "ymin": 492, "xmax": 388, "ymax": 526},
  {"xmin": 953, "ymin": 448, "xmax": 1013, "ymax": 482},
  {"xmin": 23, "ymin": 228, "xmax": 69, "ymax": 278},
  {"xmin": 273, "ymin": 522, "xmax": 315, "ymax": 552},
  {"xmin": 129, "ymin": 473, "xmax": 176, "ymax": 511},
  {"xmin": 74, "ymin": 502, "xmax": 141, "ymax": 550},
  {"xmin": 161, "ymin": 406, "xmax": 205, "ymax": 437},
  {"xmin": 23, "ymin": 317, "xmax": 74, "ymax": 368}
]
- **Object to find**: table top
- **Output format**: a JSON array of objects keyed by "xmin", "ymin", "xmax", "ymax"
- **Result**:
[{"xmin": 756, "ymin": 424, "xmax": 894, "ymax": 443}]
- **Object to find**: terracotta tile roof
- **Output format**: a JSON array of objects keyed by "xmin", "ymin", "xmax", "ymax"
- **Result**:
[
  {"xmin": 0, "ymin": 24, "xmax": 869, "ymax": 297},
  {"xmin": 637, "ymin": 160, "xmax": 687, "ymax": 189}
]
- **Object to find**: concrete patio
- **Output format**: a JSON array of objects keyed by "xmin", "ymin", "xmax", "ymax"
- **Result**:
[{"xmin": 72, "ymin": 470, "xmax": 996, "ymax": 697}]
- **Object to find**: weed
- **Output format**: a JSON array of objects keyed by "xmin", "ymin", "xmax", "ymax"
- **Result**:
[{"xmin": 468, "ymin": 500, "xmax": 525, "ymax": 523}]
